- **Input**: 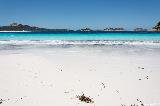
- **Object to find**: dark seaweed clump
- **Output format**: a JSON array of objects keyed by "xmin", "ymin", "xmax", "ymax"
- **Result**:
[
  {"xmin": 76, "ymin": 94, "xmax": 94, "ymax": 103},
  {"xmin": 0, "ymin": 99, "xmax": 4, "ymax": 104}
]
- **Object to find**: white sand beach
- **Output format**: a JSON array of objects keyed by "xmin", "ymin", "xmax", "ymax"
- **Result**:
[{"xmin": 0, "ymin": 47, "xmax": 160, "ymax": 106}]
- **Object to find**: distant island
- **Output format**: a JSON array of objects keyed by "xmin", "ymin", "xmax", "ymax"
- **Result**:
[
  {"xmin": 153, "ymin": 21, "xmax": 160, "ymax": 31},
  {"xmin": 0, "ymin": 23, "xmax": 73, "ymax": 32},
  {"xmin": 134, "ymin": 28, "xmax": 148, "ymax": 32},
  {"xmin": 0, "ymin": 21, "xmax": 160, "ymax": 32}
]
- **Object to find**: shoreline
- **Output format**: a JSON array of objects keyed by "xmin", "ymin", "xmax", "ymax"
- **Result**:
[
  {"xmin": 0, "ymin": 31, "xmax": 31, "ymax": 32},
  {"xmin": 0, "ymin": 31, "xmax": 160, "ymax": 33}
]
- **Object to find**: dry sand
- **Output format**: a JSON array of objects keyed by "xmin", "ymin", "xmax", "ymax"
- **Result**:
[{"xmin": 0, "ymin": 47, "xmax": 160, "ymax": 106}]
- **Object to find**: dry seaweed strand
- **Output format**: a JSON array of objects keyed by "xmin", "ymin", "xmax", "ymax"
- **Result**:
[{"xmin": 76, "ymin": 94, "xmax": 94, "ymax": 103}]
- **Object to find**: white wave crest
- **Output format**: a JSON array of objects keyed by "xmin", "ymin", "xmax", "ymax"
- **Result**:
[{"xmin": 0, "ymin": 40, "xmax": 160, "ymax": 46}]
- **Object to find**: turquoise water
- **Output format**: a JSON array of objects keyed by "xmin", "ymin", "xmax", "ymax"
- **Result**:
[
  {"xmin": 0, "ymin": 32, "xmax": 160, "ymax": 48},
  {"xmin": 0, "ymin": 32, "xmax": 160, "ymax": 40}
]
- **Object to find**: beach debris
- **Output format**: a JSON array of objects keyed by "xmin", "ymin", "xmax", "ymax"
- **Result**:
[
  {"xmin": 139, "ymin": 76, "xmax": 149, "ymax": 81},
  {"xmin": 130, "ymin": 104, "xmax": 136, "ymax": 106},
  {"xmin": 64, "ymin": 91, "xmax": 69, "ymax": 94},
  {"xmin": 0, "ymin": 99, "xmax": 3, "ymax": 104},
  {"xmin": 138, "ymin": 67, "xmax": 144, "ymax": 70},
  {"xmin": 100, "ymin": 82, "xmax": 106, "ymax": 91},
  {"xmin": 0, "ymin": 98, "xmax": 9, "ymax": 104},
  {"xmin": 102, "ymin": 83, "xmax": 106, "ymax": 88},
  {"xmin": 136, "ymin": 99, "xmax": 144, "ymax": 106},
  {"xmin": 58, "ymin": 66, "xmax": 63, "ymax": 72},
  {"xmin": 121, "ymin": 99, "xmax": 144, "ymax": 106},
  {"xmin": 13, "ymin": 96, "xmax": 27, "ymax": 103},
  {"xmin": 0, "ymin": 98, "xmax": 10, "ymax": 104},
  {"xmin": 0, "ymin": 96, "xmax": 26, "ymax": 104},
  {"xmin": 116, "ymin": 90, "xmax": 120, "ymax": 94},
  {"xmin": 76, "ymin": 94, "xmax": 94, "ymax": 103},
  {"xmin": 145, "ymin": 76, "xmax": 149, "ymax": 79}
]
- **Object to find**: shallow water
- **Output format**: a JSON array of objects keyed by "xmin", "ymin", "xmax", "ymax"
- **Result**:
[{"xmin": 0, "ymin": 32, "xmax": 160, "ymax": 50}]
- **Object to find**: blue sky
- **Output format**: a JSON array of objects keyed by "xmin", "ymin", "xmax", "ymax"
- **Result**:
[{"xmin": 0, "ymin": 0, "xmax": 160, "ymax": 30}]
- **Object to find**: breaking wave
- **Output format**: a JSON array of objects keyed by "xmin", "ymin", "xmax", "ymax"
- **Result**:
[{"xmin": 0, "ymin": 40, "xmax": 160, "ymax": 46}]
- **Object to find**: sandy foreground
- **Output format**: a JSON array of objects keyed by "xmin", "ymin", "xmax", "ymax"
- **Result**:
[{"xmin": 0, "ymin": 47, "xmax": 160, "ymax": 106}]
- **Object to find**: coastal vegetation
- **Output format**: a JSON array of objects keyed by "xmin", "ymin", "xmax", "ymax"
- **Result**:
[
  {"xmin": 0, "ymin": 23, "xmax": 72, "ymax": 32},
  {"xmin": 79, "ymin": 28, "xmax": 92, "ymax": 32},
  {"xmin": 134, "ymin": 28, "xmax": 148, "ymax": 32},
  {"xmin": 153, "ymin": 21, "xmax": 160, "ymax": 31},
  {"xmin": 104, "ymin": 27, "xmax": 124, "ymax": 31},
  {"xmin": 0, "ymin": 22, "xmax": 160, "ymax": 32}
]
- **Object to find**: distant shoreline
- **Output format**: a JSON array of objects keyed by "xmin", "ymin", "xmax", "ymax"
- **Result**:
[
  {"xmin": 0, "ymin": 31, "xmax": 160, "ymax": 34},
  {"xmin": 0, "ymin": 22, "xmax": 159, "ymax": 32},
  {"xmin": 0, "ymin": 31, "xmax": 31, "ymax": 32}
]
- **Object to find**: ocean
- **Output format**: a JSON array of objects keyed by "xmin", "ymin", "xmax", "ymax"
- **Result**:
[{"xmin": 0, "ymin": 32, "xmax": 160, "ymax": 49}]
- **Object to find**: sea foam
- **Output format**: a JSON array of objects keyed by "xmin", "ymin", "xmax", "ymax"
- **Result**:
[{"xmin": 0, "ymin": 40, "xmax": 160, "ymax": 46}]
